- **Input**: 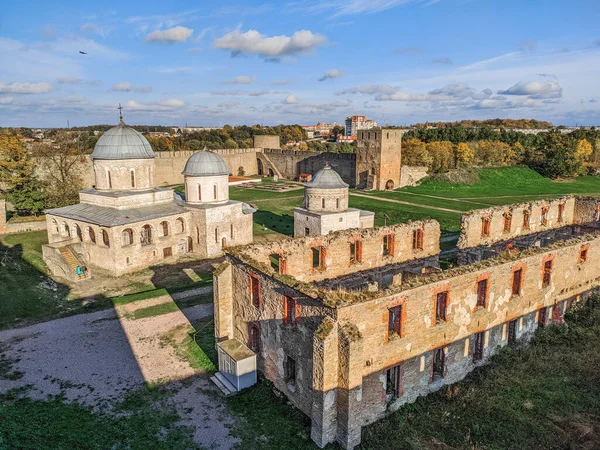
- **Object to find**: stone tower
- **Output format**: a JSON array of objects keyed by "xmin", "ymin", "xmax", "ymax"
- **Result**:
[{"xmin": 355, "ymin": 128, "xmax": 402, "ymax": 190}]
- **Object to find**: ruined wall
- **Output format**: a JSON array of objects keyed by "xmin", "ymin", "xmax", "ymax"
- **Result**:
[
  {"xmin": 573, "ymin": 196, "xmax": 600, "ymax": 224},
  {"xmin": 33, "ymin": 148, "xmax": 260, "ymax": 190},
  {"xmin": 457, "ymin": 197, "xmax": 577, "ymax": 250},
  {"xmin": 233, "ymin": 220, "xmax": 441, "ymax": 283},
  {"xmin": 399, "ymin": 165, "xmax": 428, "ymax": 187},
  {"xmin": 261, "ymin": 149, "xmax": 356, "ymax": 185}
]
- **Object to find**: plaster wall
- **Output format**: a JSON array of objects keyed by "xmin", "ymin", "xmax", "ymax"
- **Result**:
[
  {"xmin": 293, "ymin": 208, "xmax": 366, "ymax": 237},
  {"xmin": 93, "ymin": 158, "xmax": 155, "ymax": 190},
  {"xmin": 184, "ymin": 175, "xmax": 230, "ymax": 204}
]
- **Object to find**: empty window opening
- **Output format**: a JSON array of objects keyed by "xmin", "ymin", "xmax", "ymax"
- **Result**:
[
  {"xmin": 508, "ymin": 319, "xmax": 518, "ymax": 345},
  {"xmin": 481, "ymin": 217, "xmax": 491, "ymax": 237},
  {"xmin": 336, "ymin": 198, "xmax": 340, "ymax": 209},
  {"xmin": 214, "ymin": 228, "xmax": 218, "ymax": 243},
  {"xmin": 63, "ymin": 223, "xmax": 70, "ymax": 237},
  {"xmin": 198, "ymin": 185, "xmax": 202, "ymax": 201},
  {"xmin": 230, "ymin": 223, "xmax": 234, "ymax": 240},
  {"xmin": 89, "ymin": 227, "xmax": 96, "ymax": 244},
  {"xmin": 538, "ymin": 307, "xmax": 548, "ymax": 328},
  {"xmin": 579, "ymin": 246, "xmax": 588, "ymax": 263},
  {"xmin": 213, "ymin": 184, "xmax": 217, "ymax": 200},
  {"xmin": 432, "ymin": 348, "xmax": 445, "ymax": 380},
  {"xmin": 75, "ymin": 224, "xmax": 82, "ymax": 242},
  {"xmin": 163, "ymin": 247, "xmax": 172, "ymax": 258},
  {"xmin": 270, "ymin": 253, "xmax": 284, "ymax": 273},
  {"xmin": 304, "ymin": 227, "xmax": 310, "ymax": 237},
  {"xmin": 412, "ymin": 228, "xmax": 424, "ymax": 251},
  {"xmin": 284, "ymin": 295, "xmax": 298, "ymax": 325},
  {"xmin": 388, "ymin": 305, "xmax": 402, "ymax": 338},
  {"xmin": 523, "ymin": 210, "xmax": 531, "ymax": 230},
  {"xmin": 248, "ymin": 323, "xmax": 260, "ymax": 353},
  {"xmin": 141, "ymin": 225, "xmax": 152, "ymax": 245},
  {"xmin": 386, "ymin": 364, "xmax": 402, "ymax": 401},
  {"xmin": 130, "ymin": 170, "xmax": 135, "ymax": 188},
  {"xmin": 436, "ymin": 291, "xmax": 448, "ymax": 323},
  {"xmin": 321, "ymin": 198, "xmax": 325, "ymax": 208},
  {"xmin": 161, "ymin": 221, "xmax": 169, "ymax": 237},
  {"xmin": 503, "ymin": 212, "xmax": 512, "ymax": 233},
  {"xmin": 312, "ymin": 247, "xmax": 324, "ymax": 269},
  {"xmin": 558, "ymin": 203, "xmax": 565, "ymax": 223},
  {"xmin": 383, "ymin": 234, "xmax": 394, "ymax": 256},
  {"xmin": 176, "ymin": 217, "xmax": 185, "ymax": 233},
  {"xmin": 542, "ymin": 260, "xmax": 553, "ymax": 287},
  {"xmin": 512, "ymin": 268, "xmax": 523, "ymax": 296},
  {"xmin": 250, "ymin": 275, "xmax": 260, "ymax": 307},
  {"xmin": 102, "ymin": 230, "xmax": 110, "ymax": 247},
  {"xmin": 540, "ymin": 207, "xmax": 549, "ymax": 226},
  {"xmin": 476, "ymin": 279, "xmax": 488, "ymax": 308},
  {"xmin": 473, "ymin": 332, "xmax": 484, "ymax": 362},
  {"xmin": 107, "ymin": 170, "xmax": 112, "ymax": 189},
  {"xmin": 284, "ymin": 355, "xmax": 296, "ymax": 384}
]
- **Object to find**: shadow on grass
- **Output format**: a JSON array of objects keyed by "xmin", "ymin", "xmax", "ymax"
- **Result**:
[{"xmin": 254, "ymin": 210, "xmax": 294, "ymax": 236}]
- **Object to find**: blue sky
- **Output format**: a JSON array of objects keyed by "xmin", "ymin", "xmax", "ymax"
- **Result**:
[{"xmin": 1, "ymin": 0, "xmax": 599, "ymax": 127}]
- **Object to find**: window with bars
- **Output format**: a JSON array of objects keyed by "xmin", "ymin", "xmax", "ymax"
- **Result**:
[
  {"xmin": 436, "ymin": 291, "xmax": 448, "ymax": 323},
  {"xmin": 476, "ymin": 279, "xmax": 488, "ymax": 308}
]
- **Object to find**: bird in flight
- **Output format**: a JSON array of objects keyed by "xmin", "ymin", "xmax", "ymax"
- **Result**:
[{"xmin": 79, "ymin": 51, "xmax": 87, "ymax": 55}]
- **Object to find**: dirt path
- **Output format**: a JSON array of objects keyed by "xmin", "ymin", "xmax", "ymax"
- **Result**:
[
  {"xmin": 350, "ymin": 192, "xmax": 464, "ymax": 213},
  {"xmin": 0, "ymin": 298, "xmax": 238, "ymax": 450}
]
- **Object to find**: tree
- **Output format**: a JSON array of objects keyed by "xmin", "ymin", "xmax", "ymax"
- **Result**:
[
  {"xmin": 402, "ymin": 139, "xmax": 432, "ymax": 167},
  {"xmin": 331, "ymin": 125, "xmax": 344, "ymax": 137},
  {"xmin": 0, "ymin": 131, "xmax": 45, "ymax": 215},
  {"xmin": 426, "ymin": 141, "xmax": 454, "ymax": 172},
  {"xmin": 534, "ymin": 133, "xmax": 581, "ymax": 178},
  {"xmin": 455, "ymin": 143, "xmax": 474, "ymax": 168},
  {"xmin": 33, "ymin": 131, "xmax": 84, "ymax": 208},
  {"xmin": 576, "ymin": 139, "xmax": 594, "ymax": 164}
]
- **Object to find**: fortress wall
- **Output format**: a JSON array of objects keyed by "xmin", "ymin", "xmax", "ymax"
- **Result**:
[{"xmin": 33, "ymin": 148, "xmax": 260, "ymax": 189}]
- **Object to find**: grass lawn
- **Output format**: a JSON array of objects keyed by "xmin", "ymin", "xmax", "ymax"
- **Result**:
[{"xmin": 220, "ymin": 297, "xmax": 600, "ymax": 450}]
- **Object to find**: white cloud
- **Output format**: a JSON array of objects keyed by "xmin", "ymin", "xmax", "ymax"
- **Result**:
[
  {"xmin": 498, "ymin": 81, "xmax": 562, "ymax": 99},
  {"xmin": 0, "ymin": 81, "xmax": 53, "ymax": 94},
  {"xmin": 112, "ymin": 82, "xmax": 152, "ymax": 93},
  {"xmin": 221, "ymin": 75, "xmax": 255, "ymax": 85},
  {"xmin": 126, "ymin": 99, "xmax": 186, "ymax": 111},
  {"xmin": 284, "ymin": 95, "xmax": 298, "ymax": 104},
  {"xmin": 214, "ymin": 29, "xmax": 326, "ymax": 58},
  {"xmin": 0, "ymin": 96, "xmax": 14, "ymax": 104},
  {"xmin": 155, "ymin": 66, "xmax": 193, "ymax": 74},
  {"xmin": 318, "ymin": 69, "xmax": 344, "ymax": 81},
  {"xmin": 145, "ymin": 26, "xmax": 194, "ymax": 43},
  {"xmin": 56, "ymin": 77, "xmax": 82, "ymax": 84}
]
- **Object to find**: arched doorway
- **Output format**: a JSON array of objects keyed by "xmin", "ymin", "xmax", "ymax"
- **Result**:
[
  {"xmin": 187, "ymin": 236, "xmax": 193, "ymax": 253},
  {"xmin": 257, "ymin": 158, "xmax": 264, "ymax": 176},
  {"xmin": 385, "ymin": 179, "xmax": 395, "ymax": 190},
  {"xmin": 268, "ymin": 168, "xmax": 274, "ymax": 177},
  {"xmin": 221, "ymin": 237, "xmax": 227, "ymax": 249}
]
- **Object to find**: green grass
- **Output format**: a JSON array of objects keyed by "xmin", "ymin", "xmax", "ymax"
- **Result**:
[
  {"xmin": 128, "ymin": 302, "xmax": 180, "ymax": 320},
  {"xmin": 0, "ymin": 386, "xmax": 199, "ymax": 450},
  {"xmin": 186, "ymin": 316, "xmax": 218, "ymax": 373}
]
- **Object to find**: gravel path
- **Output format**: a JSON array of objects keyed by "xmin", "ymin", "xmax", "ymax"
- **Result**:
[{"xmin": 0, "ymin": 300, "xmax": 238, "ymax": 450}]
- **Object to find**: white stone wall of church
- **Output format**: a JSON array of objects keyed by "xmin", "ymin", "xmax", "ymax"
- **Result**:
[
  {"xmin": 305, "ymin": 187, "xmax": 348, "ymax": 212},
  {"xmin": 204, "ymin": 202, "xmax": 253, "ymax": 256},
  {"xmin": 93, "ymin": 158, "xmax": 155, "ymax": 191},
  {"xmin": 185, "ymin": 175, "xmax": 230, "ymax": 204},
  {"xmin": 79, "ymin": 189, "xmax": 174, "ymax": 209},
  {"xmin": 294, "ymin": 209, "xmax": 363, "ymax": 237}
]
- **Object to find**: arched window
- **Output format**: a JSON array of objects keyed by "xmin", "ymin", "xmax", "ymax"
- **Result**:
[
  {"xmin": 122, "ymin": 228, "xmax": 134, "ymax": 246},
  {"xmin": 215, "ymin": 228, "xmax": 218, "ymax": 243},
  {"xmin": 74, "ymin": 224, "xmax": 82, "ymax": 242},
  {"xmin": 198, "ymin": 184, "xmax": 202, "ymax": 201},
  {"xmin": 88, "ymin": 227, "xmax": 96, "ymax": 244},
  {"xmin": 63, "ymin": 222, "xmax": 70, "ymax": 237},
  {"xmin": 130, "ymin": 170, "xmax": 135, "ymax": 188},
  {"xmin": 336, "ymin": 198, "xmax": 340, "ymax": 209},
  {"xmin": 321, "ymin": 198, "xmax": 325, "ymax": 208},
  {"xmin": 176, "ymin": 217, "xmax": 185, "ymax": 233},
  {"xmin": 161, "ymin": 221, "xmax": 169, "ymax": 236},
  {"xmin": 102, "ymin": 229, "xmax": 110, "ymax": 247},
  {"xmin": 107, "ymin": 170, "xmax": 112, "ymax": 189},
  {"xmin": 213, "ymin": 184, "xmax": 217, "ymax": 200},
  {"xmin": 51, "ymin": 219, "xmax": 59, "ymax": 234},
  {"xmin": 141, "ymin": 225, "xmax": 152, "ymax": 245},
  {"xmin": 230, "ymin": 223, "xmax": 234, "ymax": 239}
]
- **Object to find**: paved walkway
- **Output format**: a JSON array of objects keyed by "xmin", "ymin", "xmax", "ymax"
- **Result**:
[{"xmin": 350, "ymin": 192, "xmax": 464, "ymax": 214}]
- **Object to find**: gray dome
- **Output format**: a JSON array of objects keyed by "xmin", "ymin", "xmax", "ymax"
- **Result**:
[
  {"xmin": 306, "ymin": 165, "xmax": 348, "ymax": 189},
  {"xmin": 182, "ymin": 150, "xmax": 230, "ymax": 176},
  {"xmin": 91, "ymin": 121, "xmax": 155, "ymax": 160}
]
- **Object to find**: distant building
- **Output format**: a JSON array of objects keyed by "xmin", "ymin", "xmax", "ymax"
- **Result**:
[
  {"xmin": 344, "ymin": 115, "xmax": 377, "ymax": 136},
  {"xmin": 336, "ymin": 134, "xmax": 355, "ymax": 143}
]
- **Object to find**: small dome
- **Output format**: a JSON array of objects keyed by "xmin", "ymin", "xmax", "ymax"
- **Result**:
[
  {"xmin": 91, "ymin": 121, "xmax": 155, "ymax": 160},
  {"xmin": 182, "ymin": 150, "xmax": 230, "ymax": 176},
  {"xmin": 306, "ymin": 165, "xmax": 348, "ymax": 189}
]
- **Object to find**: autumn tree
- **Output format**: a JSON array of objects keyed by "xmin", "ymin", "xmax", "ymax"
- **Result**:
[
  {"xmin": 402, "ymin": 139, "xmax": 432, "ymax": 167},
  {"xmin": 455, "ymin": 143, "xmax": 474, "ymax": 168},
  {"xmin": 33, "ymin": 131, "xmax": 84, "ymax": 208},
  {"xmin": 0, "ymin": 131, "xmax": 46, "ymax": 215},
  {"xmin": 426, "ymin": 141, "xmax": 454, "ymax": 172},
  {"xmin": 576, "ymin": 139, "xmax": 593, "ymax": 163}
]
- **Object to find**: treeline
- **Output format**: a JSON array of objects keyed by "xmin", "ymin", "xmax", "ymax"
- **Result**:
[
  {"xmin": 410, "ymin": 119, "xmax": 553, "ymax": 129},
  {"xmin": 403, "ymin": 132, "xmax": 600, "ymax": 178}
]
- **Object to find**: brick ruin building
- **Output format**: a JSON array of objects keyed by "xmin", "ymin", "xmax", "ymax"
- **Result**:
[{"xmin": 213, "ymin": 195, "xmax": 600, "ymax": 449}]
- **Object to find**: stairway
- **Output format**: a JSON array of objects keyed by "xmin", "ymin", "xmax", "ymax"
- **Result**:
[
  {"xmin": 210, "ymin": 372, "xmax": 237, "ymax": 396},
  {"xmin": 58, "ymin": 246, "xmax": 87, "ymax": 280}
]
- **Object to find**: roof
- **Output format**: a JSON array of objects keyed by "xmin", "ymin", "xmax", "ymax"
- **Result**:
[
  {"xmin": 305, "ymin": 165, "xmax": 349, "ymax": 189},
  {"xmin": 91, "ymin": 120, "xmax": 156, "ymax": 160},
  {"xmin": 182, "ymin": 150, "xmax": 230, "ymax": 176},
  {"xmin": 217, "ymin": 338, "xmax": 255, "ymax": 361},
  {"xmin": 46, "ymin": 201, "xmax": 185, "ymax": 227}
]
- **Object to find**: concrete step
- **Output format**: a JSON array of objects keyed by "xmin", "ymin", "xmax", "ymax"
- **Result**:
[{"xmin": 210, "ymin": 371, "xmax": 237, "ymax": 396}]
